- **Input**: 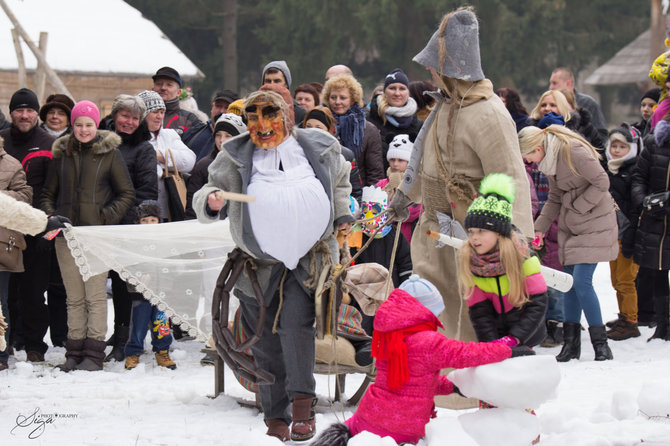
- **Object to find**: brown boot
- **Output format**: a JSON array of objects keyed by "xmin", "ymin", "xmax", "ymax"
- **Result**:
[
  {"xmin": 74, "ymin": 339, "xmax": 106, "ymax": 371},
  {"xmin": 155, "ymin": 350, "xmax": 176, "ymax": 369},
  {"xmin": 125, "ymin": 354, "xmax": 140, "ymax": 370},
  {"xmin": 266, "ymin": 419, "xmax": 290, "ymax": 442},
  {"xmin": 607, "ymin": 319, "xmax": 640, "ymax": 341},
  {"xmin": 56, "ymin": 339, "xmax": 85, "ymax": 372},
  {"xmin": 291, "ymin": 396, "xmax": 317, "ymax": 441}
]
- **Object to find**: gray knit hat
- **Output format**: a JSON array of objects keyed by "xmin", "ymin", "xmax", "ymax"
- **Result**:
[
  {"xmin": 261, "ymin": 60, "xmax": 292, "ymax": 88},
  {"xmin": 413, "ymin": 9, "xmax": 484, "ymax": 81},
  {"xmin": 137, "ymin": 90, "xmax": 165, "ymax": 117}
]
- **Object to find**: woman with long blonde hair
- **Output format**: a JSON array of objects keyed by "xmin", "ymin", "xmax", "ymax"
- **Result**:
[
  {"xmin": 529, "ymin": 90, "xmax": 572, "ymax": 125},
  {"xmin": 519, "ymin": 124, "xmax": 617, "ymax": 362}
]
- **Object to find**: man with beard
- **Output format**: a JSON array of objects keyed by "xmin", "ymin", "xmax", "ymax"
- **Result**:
[{"xmin": 0, "ymin": 88, "xmax": 55, "ymax": 362}]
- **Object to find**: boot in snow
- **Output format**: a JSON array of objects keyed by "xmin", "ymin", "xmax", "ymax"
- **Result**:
[
  {"xmin": 588, "ymin": 325, "xmax": 613, "ymax": 361},
  {"xmin": 104, "ymin": 324, "xmax": 129, "ymax": 362},
  {"xmin": 647, "ymin": 294, "xmax": 669, "ymax": 341},
  {"xmin": 74, "ymin": 338, "xmax": 106, "ymax": 371},
  {"xmin": 155, "ymin": 350, "xmax": 176, "ymax": 369},
  {"xmin": 291, "ymin": 396, "xmax": 317, "ymax": 441},
  {"xmin": 556, "ymin": 322, "xmax": 581, "ymax": 362},
  {"xmin": 266, "ymin": 419, "xmax": 290, "ymax": 442},
  {"xmin": 56, "ymin": 339, "xmax": 85, "ymax": 372},
  {"xmin": 125, "ymin": 354, "xmax": 140, "ymax": 370}
]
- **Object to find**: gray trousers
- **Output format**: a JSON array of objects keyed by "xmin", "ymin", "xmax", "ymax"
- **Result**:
[{"xmin": 237, "ymin": 267, "xmax": 316, "ymax": 423}]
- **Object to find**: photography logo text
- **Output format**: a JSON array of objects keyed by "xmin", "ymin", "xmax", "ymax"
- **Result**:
[{"xmin": 11, "ymin": 407, "xmax": 78, "ymax": 439}]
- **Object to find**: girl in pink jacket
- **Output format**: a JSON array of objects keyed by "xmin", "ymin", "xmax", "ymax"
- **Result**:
[{"xmin": 312, "ymin": 274, "xmax": 534, "ymax": 445}]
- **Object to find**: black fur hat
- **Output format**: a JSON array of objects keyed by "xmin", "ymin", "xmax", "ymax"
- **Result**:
[{"xmin": 136, "ymin": 200, "xmax": 161, "ymax": 222}]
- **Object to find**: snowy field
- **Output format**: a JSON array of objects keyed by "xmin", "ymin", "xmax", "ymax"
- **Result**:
[{"xmin": 1, "ymin": 263, "xmax": 670, "ymax": 445}]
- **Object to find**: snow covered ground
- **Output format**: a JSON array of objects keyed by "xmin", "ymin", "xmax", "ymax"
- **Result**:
[{"xmin": 1, "ymin": 263, "xmax": 670, "ymax": 445}]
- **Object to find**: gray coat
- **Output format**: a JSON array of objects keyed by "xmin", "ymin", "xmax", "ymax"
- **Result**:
[
  {"xmin": 193, "ymin": 128, "xmax": 352, "ymax": 298},
  {"xmin": 534, "ymin": 141, "xmax": 617, "ymax": 265}
]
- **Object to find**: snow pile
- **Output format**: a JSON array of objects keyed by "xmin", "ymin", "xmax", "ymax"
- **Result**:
[
  {"xmin": 638, "ymin": 381, "xmax": 670, "ymax": 419},
  {"xmin": 460, "ymin": 408, "xmax": 539, "ymax": 446},
  {"xmin": 448, "ymin": 355, "xmax": 561, "ymax": 409}
]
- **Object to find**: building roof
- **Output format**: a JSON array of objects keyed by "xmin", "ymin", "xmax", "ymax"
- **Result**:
[
  {"xmin": 0, "ymin": 0, "xmax": 204, "ymax": 79},
  {"xmin": 585, "ymin": 30, "xmax": 650, "ymax": 86}
]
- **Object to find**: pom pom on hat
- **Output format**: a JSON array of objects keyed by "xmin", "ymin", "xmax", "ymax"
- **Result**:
[
  {"xmin": 465, "ymin": 173, "xmax": 516, "ymax": 236},
  {"xmin": 387, "ymin": 134, "xmax": 413, "ymax": 162},
  {"xmin": 399, "ymin": 274, "xmax": 444, "ymax": 317}
]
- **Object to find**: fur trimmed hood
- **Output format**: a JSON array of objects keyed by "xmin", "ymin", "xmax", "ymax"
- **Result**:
[{"xmin": 52, "ymin": 130, "xmax": 122, "ymax": 159}]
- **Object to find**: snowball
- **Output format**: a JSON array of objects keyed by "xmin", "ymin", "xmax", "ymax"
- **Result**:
[
  {"xmin": 14, "ymin": 361, "xmax": 34, "ymax": 376},
  {"xmin": 638, "ymin": 381, "xmax": 670, "ymax": 419},
  {"xmin": 426, "ymin": 416, "xmax": 478, "ymax": 446},
  {"xmin": 170, "ymin": 349, "xmax": 187, "ymax": 360},
  {"xmin": 448, "ymin": 355, "xmax": 560, "ymax": 409},
  {"xmin": 459, "ymin": 408, "xmax": 540, "ymax": 446},
  {"xmin": 610, "ymin": 390, "xmax": 638, "ymax": 421},
  {"xmin": 348, "ymin": 430, "xmax": 398, "ymax": 446}
]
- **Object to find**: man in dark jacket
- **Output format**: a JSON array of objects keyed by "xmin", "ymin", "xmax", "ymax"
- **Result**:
[
  {"xmin": 151, "ymin": 66, "xmax": 205, "ymax": 138},
  {"xmin": 0, "ymin": 88, "xmax": 55, "ymax": 362},
  {"xmin": 183, "ymin": 89, "xmax": 239, "ymax": 161}
]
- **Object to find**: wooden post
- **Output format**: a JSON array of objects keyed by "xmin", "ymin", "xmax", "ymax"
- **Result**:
[
  {"xmin": 0, "ymin": 0, "xmax": 73, "ymax": 99},
  {"xmin": 222, "ymin": 0, "xmax": 238, "ymax": 92},
  {"xmin": 651, "ymin": 0, "xmax": 666, "ymax": 64},
  {"xmin": 35, "ymin": 32, "xmax": 48, "ymax": 103},
  {"xmin": 10, "ymin": 28, "xmax": 26, "ymax": 88}
]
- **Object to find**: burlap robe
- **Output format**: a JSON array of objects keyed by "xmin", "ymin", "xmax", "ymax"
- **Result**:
[{"xmin": 406, "ymin": 80, "xmax": 534, "ymax": 408}]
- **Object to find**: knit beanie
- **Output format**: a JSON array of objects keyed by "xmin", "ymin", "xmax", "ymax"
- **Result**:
[
  {"xmin": 227, "ymin": 99, "xmax": 245, "ymax": 116},
  {"xmin": 537, "ymin": 112, "xmax": 565, "ymax": 129},
  {"xmin": 136, "ymin": 200, "xmax": 161, "ymax": 222},
  {"xmin": 262, "ymin": 60, "xmax": 292, "ymax": 88},
  {"xmin": 606, "ymin": 123, "xmax": 639, "ymax": 162},
  {"xmin": 465, "ymin": 173, "xmax": 515, "ymax": 236},
  {"xmin": 39, "ymin": 94, "xmax": 75, "ymax": 122},
  {"xmin": 384, "ymin": 68, "xmax": 410, "ymax": 90},
  {"xmin": 10, "ymin": 88, "xmax": 39, "ymax": 112},
  {"xmin": 413, "ymin": 9, "xmax": 484, "ymax": 81},
  {"xmin": 214, "ymin": 113, "xmax": 246, "ymax": 136},
  {"xmin": 386, "ymin": 134, "xmax": 413, "ymax": 162},
  {"xmin": 399, "ymin": 274, "xmax": 444, "ymax": 317},
  {"xmin": 641, "ymin": 87, "xmax": 661, "ymax": 104},
  {"xmin": 303, "ymin": 108, "xmax": 332, "ymax": 132},
  {"xmin": 71, "ymin": 100, "xmax": 100, "ymax": 127},
  {"xmin": 137, "ymin": 90, "xmax": 166, "ymax": 117}
]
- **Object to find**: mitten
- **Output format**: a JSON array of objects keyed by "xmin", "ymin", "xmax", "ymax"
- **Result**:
[
  {"xmin": 492, "ymin": 335, "xmax": 519, "ymax": 347},
  {"xmin": 510, "ymin": 345, "xmax": 535, "ymax": 357},
  {"xmin": 387, "ymin": 189, "xmax": 412, "ymax": 222}
]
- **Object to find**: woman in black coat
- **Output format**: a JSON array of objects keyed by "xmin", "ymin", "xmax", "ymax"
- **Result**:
[
  {"xmin": 367, "ymin": 68, "xmax": 422, "ymax": 171},
  {"xmin": 631, "ymin": 116, "xmax": 670, "ymax": 341}
]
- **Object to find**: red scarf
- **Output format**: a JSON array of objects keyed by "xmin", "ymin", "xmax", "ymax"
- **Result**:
[{"xmin": 371, "ymin": 321, "xmax": 437, "ymax": 391}]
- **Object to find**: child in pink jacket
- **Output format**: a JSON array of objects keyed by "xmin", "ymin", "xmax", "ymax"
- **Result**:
[{"xmin": 311, "ymin": 274, "xmax": 534, "ymax": 445}]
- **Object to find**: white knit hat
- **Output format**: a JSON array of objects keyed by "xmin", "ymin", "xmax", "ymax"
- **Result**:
[
  {"xmin": 137, "ymin": 90, "xmax": 165, "ymax": 117},
  {"xmin": 399, "ymin": 274, "xmax": 444, "ymax": 317},
  {"xmin": 386, "ymin": 134, "xmax": 413, "ymax": 162}
]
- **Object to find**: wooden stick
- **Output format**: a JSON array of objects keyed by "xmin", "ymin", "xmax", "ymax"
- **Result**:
[{"xmin": 214, "ymin": 190, "xmax": 256, "ymax": 203}]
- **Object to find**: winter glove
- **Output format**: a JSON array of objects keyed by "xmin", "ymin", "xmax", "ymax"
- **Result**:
[
  {"xmin": 492, "ymin": 335, "xmax": 519, "ymax": 347},
  {"xmin": 387, "ymin": 189, "xmax": 412, "ymax": 223},
  {"xmin": 45, "ymin": 215, "xmax": 72, "ymax": 233},
  {"xmin": 510, "ymin": 345, "xmax": 535, "ymax": 357}
]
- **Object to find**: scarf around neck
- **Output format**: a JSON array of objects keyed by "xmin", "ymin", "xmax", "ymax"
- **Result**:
[
  {"xmin": 470, "ymin": 250, "xmax": 505, "ymax": 277},
  {"xmin": 335, "ymin": 104, "xmax": 366, "ymax": 158},
  {"xmin": 537, "ymin": 141, "xmax": 559, "ymax": 176},
  {"xmin": 380, "ymin": 96, "xmax": 418, "ymax": 128},
  {"xmin": 371, "ymin": 320, "xmax": 437, "ymax": 391}
]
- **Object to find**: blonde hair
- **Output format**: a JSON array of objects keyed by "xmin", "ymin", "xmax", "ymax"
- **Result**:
[
  {"xmin": 518, "ymin": 124, "xmax": 600, "ymax": 176},
  {"xmin": 321, "ymin": 74, "xmax": 364, "ymax": 109},
  {"xmin": 559, "ymin": 88, "xmax": 577, "ymax": 110},
  {"xmin": 529, "ymin": 90, "xmax": 572, "ymax": 122},
  {"xmin": 458, "ymin": 230, "xmax": 530, "ymax": 308}
]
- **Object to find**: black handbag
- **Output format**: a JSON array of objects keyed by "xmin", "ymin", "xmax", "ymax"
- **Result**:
[
  {"xmin": 162, "ymin": 148, "xmax": 187, "ymax": 221},
  {"xmin": 642, "ymin": 191, "xmax": 670, "ymax": 217}
]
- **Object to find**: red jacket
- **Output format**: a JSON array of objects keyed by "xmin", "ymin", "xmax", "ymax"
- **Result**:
[{"xmin": 346, "ymin": 289, "xmax": 512, "ymax": 443}]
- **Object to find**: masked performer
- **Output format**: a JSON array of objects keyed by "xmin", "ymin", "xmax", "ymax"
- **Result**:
[{"xmin": 193, "ymin": 88, "xmax": 352, "ymax": 442}]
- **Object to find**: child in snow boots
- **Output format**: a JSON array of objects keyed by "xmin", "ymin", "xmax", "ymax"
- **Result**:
[{"xmin": 124, "ymin": 201, "xmax": 176, "ymax": 370}]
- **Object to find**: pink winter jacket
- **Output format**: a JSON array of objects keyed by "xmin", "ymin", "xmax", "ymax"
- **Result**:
[{"xmin": 345, "ymin": 290, "xmax": 513, "ymax": 444}]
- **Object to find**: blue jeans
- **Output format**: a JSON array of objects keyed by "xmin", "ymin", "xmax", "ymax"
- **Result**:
[
  {"xmin": 563, "ymin": 264, "xmax": 603, "ymax": 326},
  {"xmin": 0, "ymin": 272, "xmax": 10, "ymax": 362},
  {"xmin": 545, "ymin": 287, "xmax": 565, "ymax": 322},
  {"xmin": 125, "ymin": 299, "xmax": 172, "ymax": 356}
]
